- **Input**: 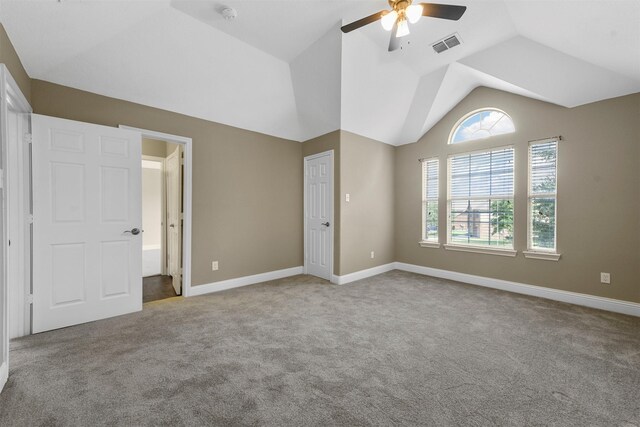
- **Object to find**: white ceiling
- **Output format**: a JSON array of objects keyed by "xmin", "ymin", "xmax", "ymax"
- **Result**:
[{"xmin": 1, "ymin": 0, "xmax": 639, "ymax": 145}]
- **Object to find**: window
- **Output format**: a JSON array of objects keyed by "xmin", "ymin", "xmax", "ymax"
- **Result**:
[
  {"xmin": 450, "ymin": 109, "xmax": 515, "ymax": 144},
  {"xmin": 528, "ymin": 139, "xmax": 558, "ymax": 253},
  {"xmin": 447, "ymin": 147, "xmax": 515, "ymax": 251},
  {"xmin": 421, "ymin": 158, "xmax": 439, "ymax": 245}
]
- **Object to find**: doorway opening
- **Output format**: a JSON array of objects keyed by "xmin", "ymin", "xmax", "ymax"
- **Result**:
[{"xmin": 141, "ymin": 138, "xmax": 184, "ymax": 303}]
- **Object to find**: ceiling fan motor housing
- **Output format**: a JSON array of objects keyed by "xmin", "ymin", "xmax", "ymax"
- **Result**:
[
  {"xmin": 389, "ymin": 0, "xmax": 412, "ymax": 11},
  {"xmin": 389, "ymin": 0, "xmax": 411, "ymax": 12}
]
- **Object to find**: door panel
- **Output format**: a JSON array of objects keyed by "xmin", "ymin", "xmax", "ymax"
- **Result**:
[
  {"xmin": 100, "ymin": 240, "xmax": 130, "ymax": 298},
  {"xmin": 32, "ymin": 114, "xmax": 142, "ymax": 333},
  {"xmin": 51, "ymin": 243, "xmax": 86, "ymax": 306},
  {"xmin": 101, "ymin": 166, "xmax": 129, "ymax": 222},
  {"xmin": 166, "ymin": 146, "xmax": 182, "ymax": 295},
  {"xmin": 51, "ymin": 162, "xmax": 85, "ymax": 222},
  {"xmin": 305, "ymin": 153, "xmax": 333, "ymax": 280}
]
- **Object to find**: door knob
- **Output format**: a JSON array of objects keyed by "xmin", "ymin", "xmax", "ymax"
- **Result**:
[
  {"xmin": 321, "ymin": 222, "xmax": 330, "ymax": 227},
  {"xmin": 124, "ymin": 228, "xmax": 142, "ymax": 235}
]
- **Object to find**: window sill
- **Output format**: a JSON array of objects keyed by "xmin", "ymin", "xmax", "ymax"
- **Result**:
[
  {"xmin": 419, "ymin": 241, "xmax": 441, "ymax": 249},
  {"xmin": 523, "ymin": 251, "xmax": 561, "ymax": 261},
  {"xmin": 443, "ymin": 244, "xmax": 517, "ymax": 257}
]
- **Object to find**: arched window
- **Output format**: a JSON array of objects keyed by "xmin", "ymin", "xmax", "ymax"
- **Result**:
[{"xmin": 449, "ymin": 108, "xmax": 515, "ymax": 144}]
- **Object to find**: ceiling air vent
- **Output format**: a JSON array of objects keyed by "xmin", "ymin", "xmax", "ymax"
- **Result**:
[
  {"xmin": 444, "ymin": 35, "xmax": 461, "ymax": 48},
  {"xmin": 432, "ymin": 33, "xmax": 462, "ymax": 54},
  {"xmin": 432, "ymin": 41, "xmax": 448, "ymax": 54}
]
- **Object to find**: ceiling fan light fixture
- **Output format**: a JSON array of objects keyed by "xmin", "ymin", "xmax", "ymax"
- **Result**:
[
  {"xmin": 381, "ymin": 10, "xmax": 398, "ymax": 31},
  {"xmin": 396, "ymin": 19, "xmax": 410, "ymax": 37},
  {"xmin": 405, "ymin": 4, "xmax": 423, "ymax": 24}
]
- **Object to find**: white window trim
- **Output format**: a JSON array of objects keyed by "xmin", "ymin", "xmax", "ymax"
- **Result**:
[
  {"xmin": 444, "ymin": 244, "xmax": 517, "ymax": 257},
  {"xmin": 446, "ymin": 145, "xmax": 516, "ymax": 253},
  {"xmin": 523, "ymin": 251, "xmax": 561, "ymax": 261},
  {"xmin": 527, "ymin": 137, "xmax": 560, "ymax": 259},
  {"xmin": 419, "ymin": 241, "xmax": 441, "ymax": 249},
  {"xmin": 421, "ymin": 157, "xmax": 440, "ymax": 244}
]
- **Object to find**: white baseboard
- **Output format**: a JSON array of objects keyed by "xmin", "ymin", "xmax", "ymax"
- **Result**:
[
  {"xmin": 187, "ymin": 261, "xmax": 640, "ymax": 317},
  {"xmin": 333, "ymin": 263, "xmax": 396, "ymax": 285},
  {"xmin": 0, "ymin": 362, "xmax": 7, "ymax": 393},
  {"xmin": 189, "ymin": 266, "xmax": 304, "ymax": 297},
  {"xmin": 395, "ymin": 262, "xmax": 640, "ymax": 317}
]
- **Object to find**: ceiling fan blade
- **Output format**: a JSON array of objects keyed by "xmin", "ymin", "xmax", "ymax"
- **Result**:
[
  {"xmin": 420, "ymin": 3, "xmax": 467, "ymax": 20},
  {"xmin": 388, "ymin": 20, "xmax": 401, "ymax": 52},
  {"xmin": 341, "ymin": 10, "xmax": 387, "ymax": 33}
]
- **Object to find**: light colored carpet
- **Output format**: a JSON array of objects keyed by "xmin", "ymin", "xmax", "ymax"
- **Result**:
[{"xmin": 1, "ymin": 270, "xmax": 639, "ymax": 426}]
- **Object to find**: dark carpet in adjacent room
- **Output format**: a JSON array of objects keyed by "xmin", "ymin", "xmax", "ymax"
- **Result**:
[
  {"xmin": 143, "ymin": 275, "xmax": 178, "ymax": 303},
  {"xmin": 1, "ymin": 271, "xmax": 638, "ymax": 426}
]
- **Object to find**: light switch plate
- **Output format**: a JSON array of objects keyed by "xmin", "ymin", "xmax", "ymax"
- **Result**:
[
  {"xmin": 345, "ymin": 193, "xmax": 350, "ymax": 202},
  {"xmin": 212, "ymin": 261, "xmax": 219, "ymax": 271},
  {"xmin": 600, "ymin": 272, "xmax": 610, "ymax": 284}
]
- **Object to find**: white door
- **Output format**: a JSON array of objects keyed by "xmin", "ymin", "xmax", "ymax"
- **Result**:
[
  {"xmin": 0, "ymin": 131, "xmax": 6, "ymax": 392},
  {"xmin": 32, "ymin": 114, "xmax": 142, "ymax": 333},
  {"xmin": 166, "ymin": 146, "xmax": 182, "ymax": 295},
  {"xmin": 0, "ymin": 95, "xmax": 8, "ymax": 393},
  {"xmin": 304, "ymin": 151, "xmax": 333, "ymax": 280},
  {"xmin": 7, "ymin": 108, "xmax": 31, "ymax": 339}
]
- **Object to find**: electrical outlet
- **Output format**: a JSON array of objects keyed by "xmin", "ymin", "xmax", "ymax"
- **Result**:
[
  {"xmin": 370, "ymin": 251, "xmax": 375, "ymax": 259},
  {"xmin": 345, "ymin": 193, "xmax": 350, "ymax": 202},
  {"xmin": 600, "ymin": 272, "xmax": 610, "ymax": 284},
  {"xmin": 212, "ymin": 261, "xmax": 219, "ymax": 271}
]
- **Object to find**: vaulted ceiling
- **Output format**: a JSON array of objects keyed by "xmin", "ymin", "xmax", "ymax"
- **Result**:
[{"xmin": 1, "ymin": 0, "xmax": 639, "ymax": 145}]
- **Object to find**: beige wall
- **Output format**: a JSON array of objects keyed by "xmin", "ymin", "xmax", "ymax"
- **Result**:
[
  {"xmin": 142, "ymin": 165, "xmax": 163, "ymax": 248},
  {"xmin": 0, "ymin": 24, "xmax": 31, "ymax": 104},
  {"xmin": 142, "ymin": 138, "xmax": 168, "ymax": 158},
  {"xmin": 339, "ymin": 131, "xmax": 395, "ymax": 275},
  {"xmin": 301, "ymin": 130, "xmax": 396, "ymax": 276},
  {"xmin": 302, "ymin": 131, "xmax": 341, "ymax": 274},
  {"xmin": 31, "ymin": 80, "xmax": 303, "ymax": 287},
  {"xmin": 395, "ymin": 87, "xmax": 640, "ymax": 303},
  {"xmin": 4, "ymin": 23, "xmax": 638, "ymax": 303}
]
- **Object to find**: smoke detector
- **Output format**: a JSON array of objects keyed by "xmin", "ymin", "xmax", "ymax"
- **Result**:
[{"xmin": 221, "ymin": 7, "xmax": 237, "ymax": 20}]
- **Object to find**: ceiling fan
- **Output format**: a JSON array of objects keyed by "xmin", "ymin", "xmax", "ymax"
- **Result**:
[{"xmin": 341, "ymin": 1, "xmax": 467, "ymax": 52}]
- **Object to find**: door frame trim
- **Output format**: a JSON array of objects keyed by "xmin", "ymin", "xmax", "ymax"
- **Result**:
[
  {"xmin": 0, "ymin": 65, "xmax": 32, "ymax": 391},
  {"xmin": 2, "ymin": 65, "xmax": 32, "ymax": 340},
  {"xmin": 303, "ymin": 150, "xmax": 335, "ymax": 283},
  {"xmin": 120, "ymin": 126, "xmax": 193, "ymax": 297}
]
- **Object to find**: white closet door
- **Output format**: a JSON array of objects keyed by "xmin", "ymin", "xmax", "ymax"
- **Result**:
[
  {"xmin": 305, "ymin": 152, "xmax": 333, "ymax": 280},
  {"xmin": 166, "ymin": 146, "xmax": 182, "ymax": 295},
  {"xmin": 32, "ymin": 114, "xmax": 142, "ymax": 333}
]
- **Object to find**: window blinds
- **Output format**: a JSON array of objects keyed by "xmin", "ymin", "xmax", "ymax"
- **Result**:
[
  {"xmin": 529, "ymin": 141, "xmax": 557, "ymax": 195},
  {"xmin": 450, "ymin": 148, "xmax": 514, "ymax": 199},
  {"xmin": 448, "ymin": 147, "xmax": 514, "ymax": 248},
  {"xmin": 422, "ymin": 158, "xmax": 439, "ymax": 242},
  {"xmin": 528, "ymin": 140, "xmax": 558, "ymax": 251}
]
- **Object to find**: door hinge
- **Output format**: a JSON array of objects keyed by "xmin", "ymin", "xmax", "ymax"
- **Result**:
[
  {"xmin": 27, "ymin": 294, "xmax": 33, "ymax": 304},
  {"xmin": 27, "ymin": 214, "xmax": 34, "ymax": 224},
  {"xmin": 24, "ymin": 133, "xmax": 32, "ymax": 144}
]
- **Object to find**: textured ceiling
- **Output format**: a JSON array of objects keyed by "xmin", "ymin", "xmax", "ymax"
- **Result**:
[{"xmin": 1, "ymin": 0, "xmax": 639, "ymax": 145}]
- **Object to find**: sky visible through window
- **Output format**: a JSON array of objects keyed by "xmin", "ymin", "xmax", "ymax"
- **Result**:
[{"xmin": 451, "ymin": 110, "xmax": 515, "ymax": 144}]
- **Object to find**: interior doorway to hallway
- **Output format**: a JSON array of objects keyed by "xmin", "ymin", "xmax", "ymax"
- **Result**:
[{"xmin": 141, "ymin": 138, "xmax": 183, "ymax": 303}]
